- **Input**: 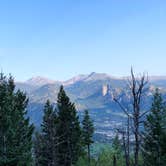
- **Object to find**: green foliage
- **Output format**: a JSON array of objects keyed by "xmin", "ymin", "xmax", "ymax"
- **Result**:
[
  {"xmin": 142, "ymin": 89, "xmax": 166, "ymax": 166},
  {"xmin": 75, "ymin": 148, "xmax": 125, "ymax": 166},
  {"xmin": 34, "ymin": 132, "xmax": 45, "ymax": 165},
  {"xmin": 75, "ymin": 155, "xmax": 96, "ymax": 166},
  {"xmin": 34, "ymin": 100, "xmax": 58, "ymax": 166},
  {"xmin": 91, "ymin": 143, "xmax": 111, "ymax": 156},
  {"xmin": 82, "ymin": 110, "xmax": 94, "ymax": 146},
  {"xmin": 0, "ymin": 73, "xmax": 34, "ymax": 166},
  {"xmin": 112, "ymin": 134, "xmax": 121, "ymax": 151},
  {"xmin": 82, "ymin": 110, "xmax": 94, "ymax": 164},
  {"xmin": 56, "ymin": 85, "xmax": 82, "ymax": 166},
  {"xmin": 111, "ymin": 134, "xmax": 122, "ymax": 160}
]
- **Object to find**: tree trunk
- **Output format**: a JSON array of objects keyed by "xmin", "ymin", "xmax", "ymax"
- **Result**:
[
  {"xmin": 113, "ymin": 155, "xmax": 117, "ymax": 166},
  {"xmin": 88, "ymin": 144, "xmax": 90, "ymax": 166},
  {"xmin": 127, "ymin": 116, "xmax": 130, "ymax": 166},
  {"xmin": 3, "ymin": 135, "xmax": 7, "ymax": 163},
  {"xmin": 134, "ymin": 133, "xmax": 139, "ymax": 166},
  {"xmin": 133, "ymin": 104, "xmax": 139, "ymax": 166},
  {"xmin": 122, "ymin": 132, "xmax": 130, "ymax": 166},
  {"xmin": 114, "ymin": 68, "xmax": 148, "ymax": 166}
]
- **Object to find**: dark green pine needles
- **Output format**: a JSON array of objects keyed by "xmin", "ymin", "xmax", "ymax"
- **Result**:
[
  {"xmin": 82, "ymin": 110, "xmax": 94, "ymax": 165},
  {"xmin": 34, "ymin": 100, "xmax": 58, "ymax": 166},
  {"xmin": 0, "ymin": 74, "xmax": 34, "ymax": 166},
  {"xmin": 34, "ymin": 86, "xmax": 83, "ymax": 166},
  {"xmin": 56, "ymin": 86, "xmax": 82, "ymax": 166},
  {"xmin": 142, "ymin": 89, "xmax": 166, "ymax": 166}
]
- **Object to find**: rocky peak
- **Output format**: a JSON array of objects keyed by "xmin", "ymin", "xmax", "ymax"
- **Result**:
[
  {"xmin": 102, "ymin": 84, "xmax": 111, "ymax": 96},
  {"xmin": 26, "ymin": 76, "xmax": 56, "ymax": 86}
]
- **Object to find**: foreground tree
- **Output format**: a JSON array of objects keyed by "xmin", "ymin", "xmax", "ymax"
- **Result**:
[
  {"xmin": 114, "ymin": 68, "xmax": 148, "ymax": 166},
  {"xmin": 112, "ymin": 134, "xmax": 122, "ymax": 166},
  {"xmin": 56, "ymin": 86, "xmax": 82, "ymax": 166},
  {"xmin": 82, "ymin": 110, "xmax": 94, "ymax": 165},
  {"xmin": 34, "ymin": 100, "xmax": 58, "ymax": 166},
  {"xmin": 0, "ymin": 73, "xmax": 34, "ymax": 165},
  {"xmin": 142, "ymin": 89, "xmax": 166, "ymax": 166}
]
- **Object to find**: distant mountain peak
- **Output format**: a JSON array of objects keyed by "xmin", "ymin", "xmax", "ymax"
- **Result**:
[
  {"xmin": 149, "ymin": 76, "xmax": 166, "ymax": 81},
  {"xmin": 63, "ymin": 72, "xmax": 122, "ymax": 85},
  {"xmin": 89, "ymin": 72, "xmax": 96, "ymax": 76},
  {"xmin": 21, "ymin": 73, "xmax": 166, "ymax": 88},
  {"xmin": 85, "ymin": 72, "xmax": 120, "ymax": 81},
  {"xmin": 63, "ymin": 74, "xmax": 88, "ymax": 86},
  {"xmin": 26, "ymin": 76, "xmax": 56, "ymax": 86}
]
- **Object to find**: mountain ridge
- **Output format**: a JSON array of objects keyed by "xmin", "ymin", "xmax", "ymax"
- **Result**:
[
  {"xmin": 19, "ymin": 72, "xmax": 166, "ymax": 86},
  {"xmin": 15, "ymin": 72, "xmax": 166, "ymax": 139}
]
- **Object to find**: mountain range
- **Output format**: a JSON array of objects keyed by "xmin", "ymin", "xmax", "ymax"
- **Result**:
[{"xmin": 16, "ymin": 72, "xmax": 166, "ymax": 141}]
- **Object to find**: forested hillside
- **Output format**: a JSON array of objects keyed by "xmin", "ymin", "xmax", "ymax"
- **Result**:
[
  {"xmin": 16, "ymin": 72, "xmax": 166, "ymax": 141},
  {"xmin": 1, "ymin": 71, "xmax": 166, "ymax": 166}
]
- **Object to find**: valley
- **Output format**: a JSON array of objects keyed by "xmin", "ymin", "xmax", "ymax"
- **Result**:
[{"xmin": 16, "ymin": 72, "xmax": 166, "ymax": 141}]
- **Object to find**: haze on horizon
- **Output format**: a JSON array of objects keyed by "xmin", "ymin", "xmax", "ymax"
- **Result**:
[{"xmin": 0, "ymin": 0, "xmax": 166, "ymax": 81}]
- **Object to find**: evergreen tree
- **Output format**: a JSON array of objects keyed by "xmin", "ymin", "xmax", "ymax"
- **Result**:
[
  {"xmin": 112, "ymin": 134, "xmax": 122, "ymax": 166},
  {"xmin": 112, "ymin": 134, "xmax": 122, "ymax": 156},
  {"xmin": 0, "ymin": 73, "xmax": 34, "ymax": 166},
  {"xmin": 34, "ymin": 100, "xmax": 58, "ymax": 166},
  {"xmin": 82, "ymin": 110, "xmax": 94, "ymax": 165},
  {"xmin": 56, "ymin": 85, "xmax": 82, "ymax": 166},
  {"xmin": 34, "ymin": 132, "xmax": 45, "ymax": 166},
  {"xmin": 142, "ymin": 89, "xmax": 166, "ymax": 166}
]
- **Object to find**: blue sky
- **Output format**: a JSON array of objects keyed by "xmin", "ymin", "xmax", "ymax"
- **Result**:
[{"xmin": 0, "ymin": 0, "xmax": 166, "ymax": 81}]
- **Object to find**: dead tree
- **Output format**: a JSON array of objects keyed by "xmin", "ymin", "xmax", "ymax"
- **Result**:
[
  {"xmin": 113, "ymin": 68, "xmax": 149, "ymax": 166},
  {"xmin": 113, "ymin": 99, "xmax": 131, "ymax": 166},
  {"xmin": 128, "ymin": 68, "xmax": 148, "ymax": 166},
  {"xmin": 117, "ymin": 128, "xmax": 130, "ymax": 166}
]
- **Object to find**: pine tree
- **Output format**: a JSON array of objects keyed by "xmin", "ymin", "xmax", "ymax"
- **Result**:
[
  {"xmin": 112, "ymin": 134, "xmax": 122, "ymax": 166},
  {"xmin": 56, "ymin": 85, "xmax": 82, "ymax": 166},
  {"xmin": 0, "ymin": 73, "xmax": 34, "ymax": 165},
  {"xmin": 142, "ymin": 89, "xmax": 166, "ymax": 166},
  {"xmin": 112, "ymin": 134, "xmax": 122, "ymax": 156},
  {"xmin": 82, "ymin": 110, "xmax": 94, "ymax": 165},
  {"xmin": 34, "ymin": 100, "xmax": 58, "ymax": 166},
  {"xmin": 34, "ymin": 132, "xmax": 45, "ymax": 166}
]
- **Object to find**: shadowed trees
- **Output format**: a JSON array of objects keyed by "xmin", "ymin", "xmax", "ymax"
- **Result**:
[{"xmin": 0, "ymin": 73, "xmax": 34, "ymax": 165}]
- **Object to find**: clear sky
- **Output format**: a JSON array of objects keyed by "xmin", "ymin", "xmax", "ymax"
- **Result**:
[{"xmin": 0, "ymin": 0, "xmax": 166, "ymax": 81}]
